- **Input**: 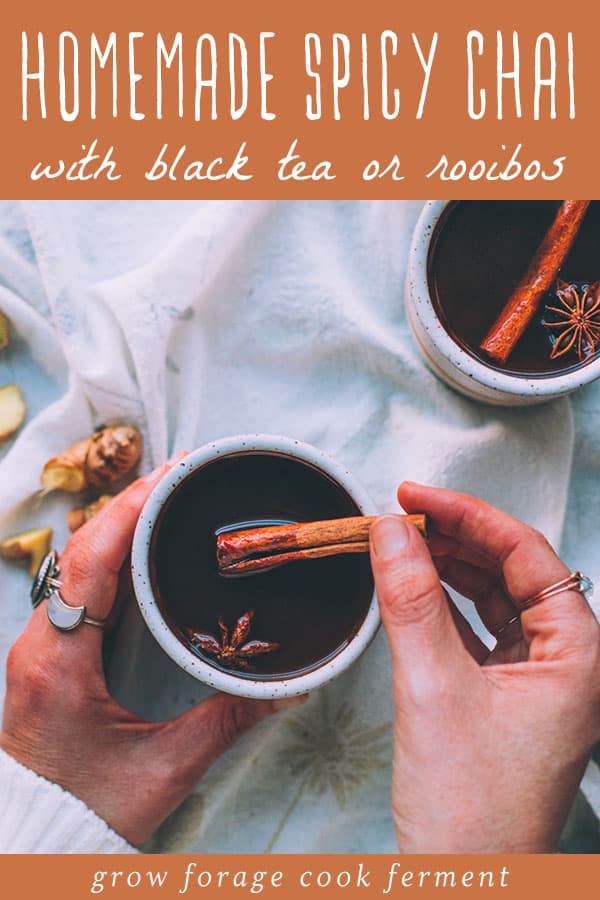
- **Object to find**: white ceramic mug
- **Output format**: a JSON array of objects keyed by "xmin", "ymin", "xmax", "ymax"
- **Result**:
[
  {"xmin": 131, "ymin": 434, "xmax": 380, "ymax": 699},
  {"xmin": 406, "ymin": 200, "xmax": 600, "ymax": 406}
]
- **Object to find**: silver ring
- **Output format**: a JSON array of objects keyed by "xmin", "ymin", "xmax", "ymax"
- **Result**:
[
  {"xmin": 31, "ymin": 551, "xmax": 106, "ymax": 632},
  {"xmin": 31, "ymin": 550, "xmax": 62, "ymax": 608}
]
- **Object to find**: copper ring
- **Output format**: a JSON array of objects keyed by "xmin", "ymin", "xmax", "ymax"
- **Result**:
[
  {"xmin": 494, "ymin": 614, "xmax": 521, "ymax": 641},
  {"xmin": 519, "ymin": 571, "xmax": 593, "ymax": 611},
  {"xmin": 494, "ymin": 571, "xmax": 593, "ymax": 641}
]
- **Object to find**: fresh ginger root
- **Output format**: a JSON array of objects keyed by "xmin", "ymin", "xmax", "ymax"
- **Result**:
[
  {"xmin": 42, "ymin": 425, "xmax": 143, "ymax": 493},
  {"xmin": 0, "ymin": 383, "xmax": 26, "ymax": 442},
  {"xmin": 0, "ymin": 527, "xmax": 53, "ymax": 577},
  {"xmin": 68, "ymin": 495, "xmax": 113, "ymax": 532},
  {"xmin": 0, "ymin": 310, "xmax": 9, "ymax": 350}
]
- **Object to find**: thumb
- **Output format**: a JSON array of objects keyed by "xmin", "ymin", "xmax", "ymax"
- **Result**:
[
  {"xmin": 370, "ymin": 515, "xmax": 470, "ymax": 702},
  {"xmin": 155, "ymin": 692, "xmax": 307, "ymax": 779}
]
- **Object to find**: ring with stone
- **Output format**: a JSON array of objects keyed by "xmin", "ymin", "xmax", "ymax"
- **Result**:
[{"xmin": 31, "ymin": 551, "xmax": 105, "ymax": 632}]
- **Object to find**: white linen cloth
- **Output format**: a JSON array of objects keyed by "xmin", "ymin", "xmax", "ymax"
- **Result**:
[{"xmin": 0, "ymin": 200, "xmax": 598, "ymax": 853}]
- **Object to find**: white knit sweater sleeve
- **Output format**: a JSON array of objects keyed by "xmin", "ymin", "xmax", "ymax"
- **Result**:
[{"xmin": 0, "ymin": 749, "xmax": 138, "ymax": 853}]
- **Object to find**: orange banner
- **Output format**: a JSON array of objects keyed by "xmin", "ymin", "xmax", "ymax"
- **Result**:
[
  {"xmin": 0, "ymin": 0, "xmax": 599, "ymax": 197},
  {"xmin": 1, "ymin": 854, "xmax": 599, "ymax": 900}
]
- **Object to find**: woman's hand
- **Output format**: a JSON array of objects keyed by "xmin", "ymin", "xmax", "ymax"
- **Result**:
[
  {"xmin": 370, "ymin": 483, "xmax": 600, "ymax": 853},
  {"xmin": 1, "ymin": 459, "xmax": 300, "ymax": 847}
]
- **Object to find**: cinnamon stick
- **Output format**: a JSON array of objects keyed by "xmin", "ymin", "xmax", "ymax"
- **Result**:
[
  {"xmin": 479, "ymin": 200, "xmax": 590, "ymax": 364},
  {"xmin": 217, "ymin": 514, "xmax": 428, "ymax": 575}
]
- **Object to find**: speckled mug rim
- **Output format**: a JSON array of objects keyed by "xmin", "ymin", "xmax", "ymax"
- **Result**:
[
  {"xmin": 131, "ymin": 434, "xmax": 380, "ymax": 699},
  {"xmin": 410, "ymin": 200, "xmax": 600, "ymax": 398}
]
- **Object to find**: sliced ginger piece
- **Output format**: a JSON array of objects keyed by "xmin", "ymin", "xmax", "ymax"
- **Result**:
[
  {"xmin": 0, "ymin": 527, "xmax": 53, "ymax": 577},
  {"xmin": 0, "ymin": 310, "xmax": 8, "ymax": 350},
  {"xmin": 41, "ymin": 437, "xmax": 89, "ymax": 492},
  {"xmin": 68, "ymin": 494, "xmax": 113, "ymax": 532},
  {"xmin": 0, "ymin": 384, "xmax": 26, "ymax": 442}
]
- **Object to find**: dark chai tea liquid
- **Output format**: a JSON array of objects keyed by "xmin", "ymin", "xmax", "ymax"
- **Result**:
[
  {"xmin": 428, "ymin": 200, "xmax": 600, "ymax": 375},
  {"xmin": 150, "ymin": 452, "xmax": 374, "ymax": 679}
]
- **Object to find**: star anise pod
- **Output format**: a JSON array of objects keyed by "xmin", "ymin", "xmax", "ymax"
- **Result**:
[
  {"xmin": 544, "ymin": 279, "xmax": 600, "ymax": 361},
  {"xmin": 184, "ymin": 609, "xmax": 279, "ymax": 671}
]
